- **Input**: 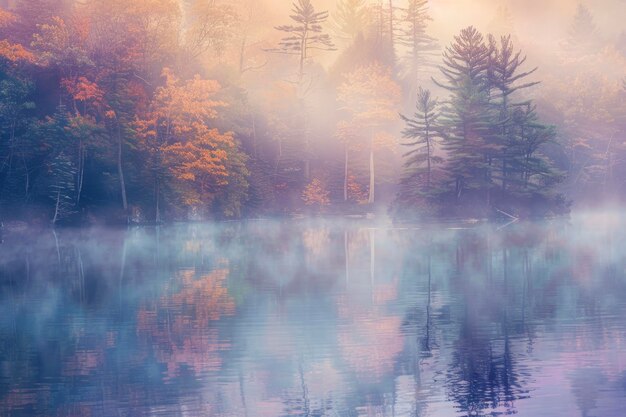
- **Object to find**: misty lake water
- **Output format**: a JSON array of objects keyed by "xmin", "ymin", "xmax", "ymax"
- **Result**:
[{"xmin": 1, "ymin": 212, "xmax": 626, "ymax": 416}]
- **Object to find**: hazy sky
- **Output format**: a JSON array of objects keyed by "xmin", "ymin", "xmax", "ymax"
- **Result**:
[
  {"xmin": 265, "ymin": 0, "xmax": 626, "ymax": 46},
  {"xmin": 428, "ymin": 0, "xmax": 626, "ymax": 42}
]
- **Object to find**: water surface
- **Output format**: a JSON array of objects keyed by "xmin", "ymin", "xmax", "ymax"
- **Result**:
[{"xmin": 1, "ymin": 212, "xmax": 625, "ymax": 416}]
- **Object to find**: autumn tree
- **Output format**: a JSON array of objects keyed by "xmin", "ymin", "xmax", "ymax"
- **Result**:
[
  {"xmin": 184, "ymin": 0, "xmax": 238, "ymax": 59},
  {"xmin": 337, "ymin": 63, "xmax": 401, "ymax": 204},
  {"xmin": 136, "ymin": 69, "xmax": 248, "ymax": 220},
  {"xmin": 302, "ymin": 177, "xmax": 330, "ymax": 210},
  {"xmin": 31, "ymin": 16, "xmax": 92, "ymax": 77},
  {"xmin": 0, "ymin": 47, "xmax": 36, "ymax": 203}
]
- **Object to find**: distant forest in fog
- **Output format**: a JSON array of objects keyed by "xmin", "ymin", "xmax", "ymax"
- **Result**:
[{"xmin": 0, "ymin": 0, "xmax": 624, "ymax": 224}]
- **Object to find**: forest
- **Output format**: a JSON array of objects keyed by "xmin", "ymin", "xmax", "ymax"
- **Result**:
[{"xmin": 0, "ymin": 0, "xmax": 624, "ymax": 224}]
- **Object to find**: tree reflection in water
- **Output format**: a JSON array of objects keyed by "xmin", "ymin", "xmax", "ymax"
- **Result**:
[{"xmin": 0, "ymin": 214, "xmax": 626, "ymax": 416}]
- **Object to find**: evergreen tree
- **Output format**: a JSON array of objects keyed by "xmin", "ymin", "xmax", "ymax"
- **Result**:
[
  {"xmin": 488, "ymin": 34, "xmax": 539, "ymax": 192},
  {"xmin": 400, "ymin": 87, "xmax": 441, "ymax": 199},
  {"xmin": 332, "ymin": 0, "xmax": 369, "ymax": 42},
  {"xmin": 434, "ymin": 26, "xmax": 495, "ymax": 202},
  {"xmin": 269, "ymin": 0, "xmax": 336, "ymax": 83},
  {"xmin": 566, "ymin": 4, "xmax": 598, "ymax": 53},
  {"xmin": 508, "ymin": 104, "xmax": 562, "ymax": 195},
  {"xmin": 397, "ymin": 0, "xmax": 438, "ymax": 86},
  {"xmin": 368, "ymin": 0, "xmax": 398, "ymax": 68}
]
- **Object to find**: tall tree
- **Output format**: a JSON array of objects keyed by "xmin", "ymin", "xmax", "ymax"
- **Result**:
[
  {"xmin": 434, "ymin": 26, "xmax": 494, "ymax": 202},
  {"xmin": 337, "ymin": 63, "xmax": 401, "ymax": 204},
  {"xmin": 397, "ymin": 0, "xmax": 438, "ymax": 86},
  {"xmin": 184, "ymin": 0, "xmax": 238, "ymax": 59},
  {"xmin": 135, "ymin": 69, "xmax": 248, "ymax": 220},
  {"xmin": 269, "ymin": 0, "xmax": 336, "ymax": 83},
  {"xmin": 565, "ymin": 4, "xmax": 598, "ymax": 53},
  {"xmin": 332, "ymin": 0, "xmax": 369, "ymax": 42},
  {"xmin": 488, "ymin": 34, "xmax": 539, "ymax": 192},
  {"xmin": 400, "ymin": 87, "xmax": 441, "ymax": 198},
  {"xmin": 493, "ymin": 102, "xmax": 562, "ymax": 201},
  {"xmin": 48, "ymin": 152, "xmax": 76, "ymax": 225}
]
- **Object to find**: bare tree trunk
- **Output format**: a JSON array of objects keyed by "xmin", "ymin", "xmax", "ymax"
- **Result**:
[
  {"xmin": 22, "ymin": 156, "xmax": 29, "ymax": 201},
  {"xmin": 251, "ymin": 113, "xmax": 258, "ymax": 159},
  {"xmin": 116, "ymin": 122, "xmax": 128, "ymax": 213},
  {"xmin": 155, "ymin": 177, "xmax": 160, "ymax": 224},
  {"xmin": 238, "ymin": 36, "xmax": 247, "ymax": 75},
  {"xmin": 344, "ymin": 144, "xmax": 349, "ymax": 201},
  {"xmin": 52, "ymin": 191, "xmax": 60, "ymax": 225},
  {"xmin": 388, "ymin": 0, "xmax": 395, "ymax": 62},
  {"xmin": 344, "ymin": 230, "xmax": 349, "ymax": 286},
  {"xmin": 426, "ymin": 136, "xmax": 431, "ymax": 191},
  {"xmin": 77, "ymin": 139, "xmax": 85, "ymax": 205},
  {"xmin": 368, "ymin": 137, "xmax": 375, "ymax": 204}
]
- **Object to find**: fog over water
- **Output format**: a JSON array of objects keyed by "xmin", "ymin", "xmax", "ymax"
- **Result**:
[{"xmin": 1, "ymin": 210, "xmax": 626, "ymax": 416}]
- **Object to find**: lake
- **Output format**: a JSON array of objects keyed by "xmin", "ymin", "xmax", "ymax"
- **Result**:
[{"xmin": 1, "ymin": 211, "xmax": 625, "ymax": 416}]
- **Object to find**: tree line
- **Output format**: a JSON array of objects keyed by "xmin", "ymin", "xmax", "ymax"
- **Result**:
[{"xmin": 0, "ymin": 0, "xmax": 622, "ymax": 224}]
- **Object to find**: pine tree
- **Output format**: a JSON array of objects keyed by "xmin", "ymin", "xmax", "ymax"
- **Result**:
[
  {"xmin": 566, "ymin": 4, "xmax": 598, "ymax": 53},
  {"xmin": 488, "ymin": 34, "xmax": 539, "ymax": 192},
  {"xmin": 397, "ymin": 0, "xmax": 438, "ymax": 86},
  {"xmin": 400, "ymin": 87, "xmax": 441, "ymax": 198},
  {"xmin": 269, "ymin": 0, "xmax": 336, "ymax": 83},
  {"xmin": 508, "ymin": 104, "xmax": 562, "ymax": 195},
  {"xmin": 368, "ymin": 0, "xmax": 398, "ymax": 68},
  {"xmin": 332, "ymin": 0, "xmax": 369, "ymax": 42},
  {"xmin": 434, "ymin": 26, "xmax": 495, "ymax": 202}
]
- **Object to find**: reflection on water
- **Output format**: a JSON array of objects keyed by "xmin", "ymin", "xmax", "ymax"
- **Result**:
[{"xmin": 1, "ymin": 212, "xmax": 626, "ymax": 416}]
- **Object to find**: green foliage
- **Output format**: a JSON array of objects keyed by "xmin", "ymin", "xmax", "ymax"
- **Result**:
[
  {"xmin": 395, "ymin": 26, "xmax": 567, "ymax": 217},
  {"xmin": 399, "ymin": 87, "xmax": 441, "ymax": 200}
]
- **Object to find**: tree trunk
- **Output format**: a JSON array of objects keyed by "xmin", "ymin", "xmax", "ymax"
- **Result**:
[
  {"xmin": 52, "ymin": 190, "xmax": 60, "ymax": 225},
  {"xmin": 426, "ymin": 131, "xmax": 431, "ymax": 191},
  {"xmin": 251, "ymin": 113, "xmax": 258, "ymax": 159},
  {"xmin": 22, "ymin": 156, "xmax": 29, "ymax": 201},
  {"xmin": 238, "ymin": 36, "xmax": 247, "ymax": 75},
  {"xmin": 299, "ymin": 25, "xmax": 308, "ymax": 84},
  {"xmin": 388, "ymin": 0, "xmax": 395, "ymax": 63},
  {"xmin": 344, "ymin": 230, "xmax": 349, "ymax": 286},
  {"xmin": 116, "ymin": 122, "xmax": 128, "ymax": 213},
  {"xmin": 76, "ymin": 139, "xmax": 84, "ymax": 205},
  {"xmin": 368, "ymin": 141, "xmax": 375, "ymax": 204},
  {"xmin": 155, "ymin": 176, "xmax": 161, "ymax": 224},
  {"xmin": 344, "ymin": 144, "xmax": 349, "ymax": 201}
]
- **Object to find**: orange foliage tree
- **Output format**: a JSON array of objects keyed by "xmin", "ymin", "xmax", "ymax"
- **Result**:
[
  {"xmin": 302, "ymin": 177, "xmax": 330, "ymax": 210},
  {"xmin": 136, "ymin": 68, "xmax": 248, "ymax": 220}
]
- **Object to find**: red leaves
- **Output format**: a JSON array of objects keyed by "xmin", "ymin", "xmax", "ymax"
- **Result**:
[{"xmin": 61, "ymin": 77, "xmax": 104, "ymax": 105}]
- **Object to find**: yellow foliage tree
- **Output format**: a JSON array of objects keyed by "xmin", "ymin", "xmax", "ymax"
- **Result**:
[
  {"xmin": 337, "ymin": 63, "xmax": 401, "ymax": 204},
  {"xmin": 302, "ymin": 178, "xmax": 330, "ymax": 210}
]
